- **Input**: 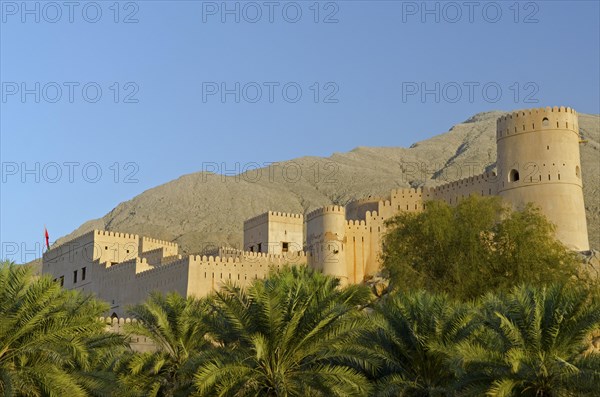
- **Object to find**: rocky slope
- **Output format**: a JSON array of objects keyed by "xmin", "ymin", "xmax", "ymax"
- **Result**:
[{"xmin": 54, "ymin": 111, "xmax": 600, "ymax": 254}]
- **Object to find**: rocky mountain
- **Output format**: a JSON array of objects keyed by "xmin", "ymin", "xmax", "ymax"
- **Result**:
[{"xmin": 54, "ymin": 111, "xmax": 600, "ymax": 254}]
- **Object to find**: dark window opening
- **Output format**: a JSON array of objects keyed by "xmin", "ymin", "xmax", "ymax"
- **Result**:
[
  {"xmin": 282, "ymin": 242, "xmax": 289, "ymax": 252},
  {"xmin": 542, "ymin": 117, "xmax": 549, "ymax": 127},
  {"xmin": 257, "ymin": 243, "xmax": 262, "ymax": 252},
  {"xmin": 509, "ymin": 169, "xmax": 520, "ymax": 182},
  {"xmin": 81, "ymin": 267, "xmax": 86, "ymax": 281},
  {"xmin": 59, "ymin": 276, "xmax": 64, "ymax": 287}
]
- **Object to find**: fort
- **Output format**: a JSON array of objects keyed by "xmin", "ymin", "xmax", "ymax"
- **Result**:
[{"xmin": 42, "ymin": 107, "xmax": 589, "ymax": 318}]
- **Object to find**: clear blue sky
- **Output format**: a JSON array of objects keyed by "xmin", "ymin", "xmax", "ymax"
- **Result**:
[{"xmin": 1, "ymin": 0, "xmax": 599, "ymax": 263}]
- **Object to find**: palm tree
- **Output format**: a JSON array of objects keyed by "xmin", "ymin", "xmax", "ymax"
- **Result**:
[
  {"xmin": 194, "ymin": 266, "xmax": 374, "ymax": 397},
  {"xmin": 364, "ymin": 290, "xmax": 479, "ymax": 397},
  {"xmin": 0, "ymin": 261, "xmax": 126, "ymax": 396},
  {"xmin": 116, "ymin": 292, "xmax": 213, "ymax": 397},
  {"xmin": 453, "ymin": 284, "xmax": 600, "ymax": 396}
]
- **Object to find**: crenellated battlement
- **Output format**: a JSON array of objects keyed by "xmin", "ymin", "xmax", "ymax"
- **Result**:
[
  {"xmin": 390, "ymin": 186, "xmax": 437, "ymax": 199},
  {"xmin": 42, "ymin": 230, "xmax": 96, "ymax": 259},
  {"xmin": 100, "ymin": 316, "xmax": 138, "ymax": 326},
  {"xmin": 95, "ymin": 230, "xmax": 139, "ymax": 240},
  {"xmin": 306, "ymin": 205, "xmax": 345, "ymax": 221},
  {"xmin": 434, "ymin": 171, "xmax": 497, "ymax": 191},
  {"xmin": 497, "ymin": 106, "xmax": 579, "ymax": 140},
  {"xmin": 346, "ymin": 219, "xmax": 368, "ymax": 228},
  {"xmin": 140, "ymin": 236, "xmax": 178, "ymax": 248},
  {"xmin": 378, "ymin": 199, "xmax": 393, "ymax": 208},
  {"xmin": 268, "ymin": 211, "xmax": 303, "ymax": 219},
  {"xmin": 365, "ymin": 210, "xmax": 380, "ymax": 219},
  {"xmin": 104, "ymin": 257, "xmax": 144, "ymax": 272},
  {"xmin": 243, "ymin": 211, "xmax": 303, "ymax": 230}
]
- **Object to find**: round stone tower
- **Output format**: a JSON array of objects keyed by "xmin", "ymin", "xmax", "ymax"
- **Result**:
[
  {"xmin": 306, "ymin": 205, "xmax": 348, "ymax": 284},
  {"xmin": 496, "ymin": 106, "xmax": 589, "ymax": 251}
]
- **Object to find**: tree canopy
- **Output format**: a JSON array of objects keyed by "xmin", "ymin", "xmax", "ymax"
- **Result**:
[{"xmin": 380, "ymin": 196, "xmax": 581, "ymax": 300}]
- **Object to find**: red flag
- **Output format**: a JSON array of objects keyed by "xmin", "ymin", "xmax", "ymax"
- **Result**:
[{"xmin": 45, "ymin": 227, "xmax": 50, "ymax": 250}]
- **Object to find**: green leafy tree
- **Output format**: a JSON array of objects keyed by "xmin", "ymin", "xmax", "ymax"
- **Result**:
[
  {"xmin": 364, "ymin": 290, "xmax": 478, "ymax": 396},
  {"xmin": 453, "ymin": 284, "xmax": 600, "ymax": 396},
  {"xmin": 381, "ymin": 196, "xmax": 580, "ymax": 300},
  {"xmin": 0, "ymin": 261, "xmax": 126, "ymax": 397},
  {"xmin": 194, "ymin": 266, "xmax": 374, "ymax": 397},
  {"xmin": 116, "ymin": 292, "xmax": 213, "ymax": 397}
]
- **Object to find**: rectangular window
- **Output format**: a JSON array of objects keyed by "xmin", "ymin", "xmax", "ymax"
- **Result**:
[
  {"xmin": 257, "ymin": 243, "xmax": 262, "ymax": 252},
  {"xmin": 81, "ymin": 267, "xmax": 86, "ymax": 281},
  {"xmin": 73, "ymin": 270, "xmax": 78, "ymax": 283},
  {"xmin": 282, "ymin": 242, "xmax": 289, "ymax": 252},
  {"xmin": 60, "ymin": 276, "xmax": 64, "ymax": 287}
]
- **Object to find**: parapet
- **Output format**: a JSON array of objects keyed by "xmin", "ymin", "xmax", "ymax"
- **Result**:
[
  {"xmin": 390, "ymin": 186, "xmax": 436, "ymax": 198},
  {"xmin": 94, "ymin": 230, "xmax": 139, "ymax": 240},
  {"xmin": 496, "ymin": 106, "xmax": 579, "ymax": 140},
  {"xmin": 306, "ymin": 205, "xmax": 346, "ymax": 221},
  {"xmin": 100, "ymin": 316, "xmax": 137, "ymax": 326},
  {"xmin": 103, "ymin": 257, "xmax": 145, "ymax": 273},
  {"xmin": 42, "ymin": 229, "xmax": 96, "ymax": 260},
  {"xmin": 434, "ymin": 171, "xmax": 498, "ymax": 192},
  {"xmin": 243, "ymin": 211, "xmax": 303, "ymax": 230},
  {"xmin": 346, "ymin": 219, "xmax": 368, "ymax": 228},
  {"xmin": 140, "ymin": 236, "xmax": 178, "ymax": 249}
]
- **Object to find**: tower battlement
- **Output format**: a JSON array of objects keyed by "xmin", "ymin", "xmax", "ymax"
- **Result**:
[
  {"xmin": 497, "ymin": 106, "xmax": 579, "ymax": 140},
  {"xmin": 306, "ymin": 205, "xmax": 345, "ymax": 221},
  {"xmin": 243, "ymin": 211, "xmax": 303, "ymax": 230}
]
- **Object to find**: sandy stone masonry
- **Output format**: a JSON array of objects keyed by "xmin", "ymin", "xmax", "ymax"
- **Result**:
[{"xmin": 42, "ymin": 107, "xmax": 589, "ymax": 316}]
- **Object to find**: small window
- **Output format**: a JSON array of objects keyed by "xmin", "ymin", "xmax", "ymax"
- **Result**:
[
  {"xmin": 81, "ymin": 267, "xmax": 86, "ymax": 281},
  {"xmin": 542, "ymin": 117, "xmax": 549, "ymax": 127},
  {"xmin": 257, "ymin": 243, "xmax": 262, "ymax": 252},
  {"xmin": 60, "ymin": 276, "xmax": 64, "ymax": 287},
  {"xmin": 105, "ymin": 246, "xmax": 108, "ymax": 250},
  {"xmin": 282, "ymin": 242, "xmax": 289, "ymax": 252},
  {"xmin": 249, "ymin": 246, "xmax": 254, "ymax": 252},
  {"xmin": 509, "ymin": 169, "xmax": 520, "ymax": 182}
]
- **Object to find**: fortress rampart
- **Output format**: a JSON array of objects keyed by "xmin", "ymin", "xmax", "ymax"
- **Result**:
[
  {"xmin": 101, "ymin": 317, "xmax": 156, "ymax": 353},
  {"xmin": 496, "ymin": 106, "xmax": 579, "ymax": 140},
  {"xmin": 43, "ymin": 106, "xmax": 589, "ymax": 316}
]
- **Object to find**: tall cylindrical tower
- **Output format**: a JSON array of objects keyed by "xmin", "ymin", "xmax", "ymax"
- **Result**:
[
  {"xmin": 306, "ymin": 206, "xmax": 348, "ymax": 284},
  {"xmin": 496, "ymin": 106, "xmax": 589, "ymax": 251}
]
